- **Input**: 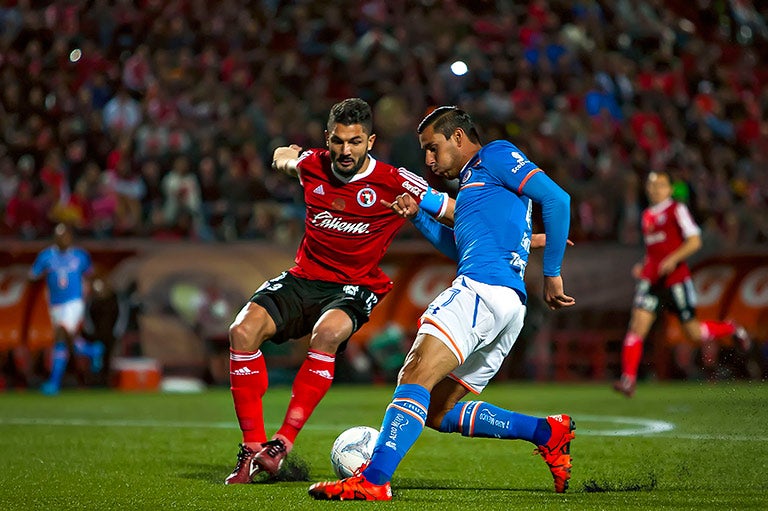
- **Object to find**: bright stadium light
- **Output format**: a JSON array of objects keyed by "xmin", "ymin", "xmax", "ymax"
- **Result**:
[{"xmin": 450, "ymin": 60, "xmax": 468, "ymax": 76}]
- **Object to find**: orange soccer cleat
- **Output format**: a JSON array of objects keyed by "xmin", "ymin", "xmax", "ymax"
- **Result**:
[
  {"xmin": 308, "ymin": 470, "xmax": 392, "ymax": 501},
  {"xmin": 534, "ymin": 414, "xmax": 576, "ymax": 493}
]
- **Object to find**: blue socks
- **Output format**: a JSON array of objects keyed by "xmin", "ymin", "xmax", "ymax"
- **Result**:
[
  {"xmin": 43, "ymin": 341, "xmax": 70, "ymax": 393},
  {"xmin": 363, "ymin": 384, "xmax": 430, "ymax": 485},
  {"xmin": 74, "ymin": 338, "xmax": 105, "ymax": 373},
  {"xmin": 439, "ymin": 401, "xmax": 551, "ymax": 446}
]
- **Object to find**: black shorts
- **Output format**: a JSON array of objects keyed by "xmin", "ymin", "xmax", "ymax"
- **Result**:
[
  {"xmin": 632, "ymin": 278, "xmax": 698, "ymax": 323},
  {"xmin": 249, "ymin": 271, "xmax": 380, "ymax": 350}
]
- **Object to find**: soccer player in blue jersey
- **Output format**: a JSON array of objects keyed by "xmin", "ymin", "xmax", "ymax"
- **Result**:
[
  {"xmin": 29, "ymin": 223, "xmax": 103, "ymax": 395},
  {"xmin": 309, "ymin": 106, "xmax": 576, "ymax": 500}
]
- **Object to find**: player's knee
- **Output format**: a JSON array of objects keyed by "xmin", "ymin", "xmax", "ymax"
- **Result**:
[
  {"xmin": 228, "ymin": 320, "xmax": 265, "ymax": 351},
  {"xmin": 397, "ymin": 357, "xmax": 433, "ymax": 387},
  {"xmin": 309, "ymin": 328, "xmax": 347, "ymax": 353},
  {"xmin": 310, "ymin": 317, "xmax": 353, "ymax": 353}
]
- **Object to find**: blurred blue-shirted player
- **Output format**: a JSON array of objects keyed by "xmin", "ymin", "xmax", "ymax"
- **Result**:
[
  {"xmin": 310, "ymin": 107, "xmax": 576, "ymax": 500},
  {"xmin": 30, "ymin": 223, "xmax": 103, "ymax": 395}
]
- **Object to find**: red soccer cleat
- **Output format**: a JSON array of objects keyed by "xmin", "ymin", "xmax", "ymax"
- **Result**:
[
  {"xmin": 534, "ymin": 414, "xmax": 576, "ymax": 493},
  {"xmin": 612, "ymin": 376, "xmax": 636, "ymax": 398},
  {"xmin": 308, "ymin": 471, "xmax": 392, "ymax": 501},
  {"xmin": 253, "ymin": 438, "xmax": 288, "ymax": 476},
  {"xmin": 224, "ymin": 444, "xmax": 259, "ymax": 484}
]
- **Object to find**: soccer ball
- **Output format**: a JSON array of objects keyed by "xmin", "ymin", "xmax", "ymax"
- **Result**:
[{"xmin": 330, "ymin": 425, "xmax": 379, "ymax": 478}]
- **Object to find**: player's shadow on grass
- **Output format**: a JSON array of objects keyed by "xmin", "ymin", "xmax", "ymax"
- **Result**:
[
  {"xmin": 395, "ymin": 478, "xmax": 545, "ymax": 493},
  {"xmin": 178, "ymin": 455, "xmax": 311, "ymax": 484},
  {"xmin": 581, "ymin": 474, "xmax": 657, "ymax": 492},
  {"xmin": 396, "ymin": 473, "xmax": 658, "ymax": 494},
  {"xmin": 178, "ymin": 463, "xmax": 226, "ymax": 484}
]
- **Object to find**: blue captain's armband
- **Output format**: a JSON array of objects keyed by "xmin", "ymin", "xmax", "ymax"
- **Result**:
[{"xmin": 420, "ymin": 187, "xmax": 449, "ymax": 218}]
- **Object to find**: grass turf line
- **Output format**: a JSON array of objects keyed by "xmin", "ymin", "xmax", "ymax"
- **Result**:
[{"xmin": 0, "ymin": 381, "xmax": 766, "ymax": 510}]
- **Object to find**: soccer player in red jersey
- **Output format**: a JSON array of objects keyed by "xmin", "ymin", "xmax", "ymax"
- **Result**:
[
  {"xmin": 224, "ymin": 98, "xmax": 446, "ymax": 484},
  {"xmin": 613, "ymin": 171, "xmax": 751, "ymax": 397}
]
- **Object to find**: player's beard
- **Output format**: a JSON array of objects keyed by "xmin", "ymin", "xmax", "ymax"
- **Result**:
[{"xmin": 331, "ymin": 154, "xmax": 365, "ymax": 178}]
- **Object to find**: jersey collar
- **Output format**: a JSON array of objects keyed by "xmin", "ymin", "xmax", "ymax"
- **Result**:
[
  {"xmin": 459, "ymin": 152, "xmax": 480, "ymax": 181},
  {"xmin": 648, "ymin": 197, "xmax": 674, "ymax": 214},
  {"xmin": 331, "ymin": 155, "xmax": 377, "ymax": 183}
]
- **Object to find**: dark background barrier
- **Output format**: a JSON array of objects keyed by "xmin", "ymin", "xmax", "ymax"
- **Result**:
[{"xmin": 1, "ymin": 239, "xmax": 765, "ymax": 388}]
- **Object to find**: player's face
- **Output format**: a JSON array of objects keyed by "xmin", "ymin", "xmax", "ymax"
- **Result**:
[
  {"xmin": 54, "ymin": 224, "xmax": 72, "ymax": 249},
  {"xmin": 646, "ymin": 173, "xmax": 672, "ymax": 205},
  {"xmin": 418, "ymin": 125, "xmax": 462, "ymax": 179},
  {"xmin": 326, "ymin": 124, "xmax": 375, "ymax": 177}
]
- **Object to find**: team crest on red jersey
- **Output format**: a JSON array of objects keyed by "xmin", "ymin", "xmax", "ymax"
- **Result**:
[{"xmin": 357, "ymin": 187, "xmax": 377, "ymax": 207}]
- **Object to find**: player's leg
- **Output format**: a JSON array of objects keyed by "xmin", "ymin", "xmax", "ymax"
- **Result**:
[
  {"xmin": 42, "ymin": 301, "xmax": 80, "ymax": 395},
  {"xmin": 42, "ymin": 324, "xmax": 70, "ymax": 395},
  {"xmin": 308, "ymin": 332, "xmax": 457, "ymax": 501},
  {"xmin": 429, "ymin": 377, "xmax": 553, "ymax": 443},
  {"xmin": 362, "ymin": 333, "xmax": 459, "ymax": 483},
  {"xmin": 264, "ymin": 309, "xmax": 353, "ymax": 464},
  {"xmin": 686, "ymin": 312, "xmax": 750, "ymax": 353},
  {"xmin": 671, "ymin": 279, "xmax": 719, "ymax": 371},
  {"xmin": 614, "ymin": 280, "xmax": 657, "ymax": 397},
  {"xmin": 224, "ymin": 300, "xmax": 275, "ymax": 484},
  {"xmin": 64, "ymin": 299, "xmax": 100, "ymax": 384},
  {"xmin": 429, "ymin": 286, "xmax": 575, "ymax": 493},
  {"xmin": 309, "ymin": 277, "xmax": 519, "ymax": 499},
  {"xmin": 263, "ymin": 284, "xmax": 375, "ymax": 474}
]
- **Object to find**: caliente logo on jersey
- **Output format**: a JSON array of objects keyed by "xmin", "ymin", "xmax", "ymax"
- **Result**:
[{"xmin": 311, "ymin": 211, "xmax": 370, "ymax": 234}]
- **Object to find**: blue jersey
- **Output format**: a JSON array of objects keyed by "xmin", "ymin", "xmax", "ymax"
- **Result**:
[
  {"xmin": 30, "ymin": 246, "xmax": 92, "ymax": 305},
  {"xmin": 412, "ymin": 140, "xmax": 570, "ymax": 303}
]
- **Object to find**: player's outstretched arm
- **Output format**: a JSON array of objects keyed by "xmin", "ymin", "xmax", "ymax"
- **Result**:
[
  {"xmin": 382, "ymin": 194, "xmax": 458, "ymax": 261},
  {"xmin": 271, "ymin": 144, "xmax": 303, "ymax": 177}
]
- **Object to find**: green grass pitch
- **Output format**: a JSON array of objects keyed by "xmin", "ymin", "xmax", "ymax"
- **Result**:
[{"xmin": 1, "ymin": 381, "xmax": 766, "ymax": 510}]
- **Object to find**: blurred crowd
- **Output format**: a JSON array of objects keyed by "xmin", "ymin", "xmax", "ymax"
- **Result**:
[{"xmin": 1, "ymin": 0, "xmax": 767, "ymax": 248}]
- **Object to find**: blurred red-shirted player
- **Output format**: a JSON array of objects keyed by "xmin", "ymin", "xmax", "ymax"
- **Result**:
[
  {"xmin": 224, "ymin": 98, "xmax": 447, "ymax": 483},
  {"xmin": 614, "ymin": 171, "xmax": 751, "ymax": 397}
]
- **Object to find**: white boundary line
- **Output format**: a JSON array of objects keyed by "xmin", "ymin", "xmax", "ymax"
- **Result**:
[{"xmin": 1, "ymin": 415, "xmax": 766, "ymax": 442}]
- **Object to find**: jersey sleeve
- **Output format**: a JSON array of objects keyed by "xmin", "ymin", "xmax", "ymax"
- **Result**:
[
  {"xmin": 674, "ymin": 202, "xmax": 701, "ymax": 239},
  {"xmin": 518, "ymin": 166, "xmax": 571, "ymax": 278},
  {"xmin": 393, "ymin": 167, "xmax": 429, "ymax": 199},
  {"xmin": 294, "ymin": 148, "xmax": 317, "ymax": 186},
  {"xmin": 79, "ymin": 249, "xmax": 94, "ymax": 276},
  {"xmin": 29, "ymin": 250, "xmax": 49, "ymax": 279},
  {"xmin": 483, "ymin": 141, "xmax": 540, "ymax": 193},
  {"xmin": 411, "ymin": 210, "xmax": 458, "ymax": 261}
]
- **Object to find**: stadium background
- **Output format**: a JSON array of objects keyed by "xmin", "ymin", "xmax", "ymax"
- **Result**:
[{"xmin": 0, "ymin": 1, "xmax": 766, "ymax": 390}]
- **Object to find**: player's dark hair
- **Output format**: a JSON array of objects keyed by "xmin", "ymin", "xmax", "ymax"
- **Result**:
[
  {"xmin": 328, "ymin": 98, "xmax": 373, "ymax": 134},
  {"xmin": 417, "ymin": 106, "xmax": 482, "ymax": 144}
]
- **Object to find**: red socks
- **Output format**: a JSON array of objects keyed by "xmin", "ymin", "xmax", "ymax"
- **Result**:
[
  {"xmin": 620, "ymin": 332, "xmax": 644, "ymax": 382},
  {"xmin": 276, "ymin": 349, "xmax": 336, "ymax": 448},
  {"xmin": 699, "ymin": 320, "xmax": 736, "ymax": 342},
  {"xmin": 229, "ymin": 349, "xmax": 269, "ymax": 447}
]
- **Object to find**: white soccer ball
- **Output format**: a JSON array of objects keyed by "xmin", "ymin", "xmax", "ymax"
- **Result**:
[{"xmin": 330, "ymin": 426, "xmax": 379, "ymax": 478}]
